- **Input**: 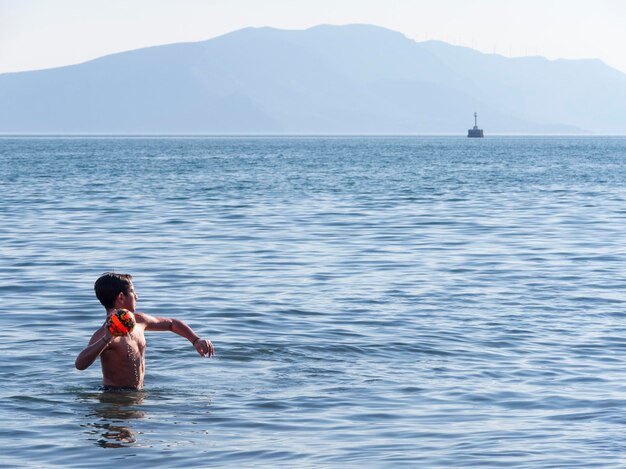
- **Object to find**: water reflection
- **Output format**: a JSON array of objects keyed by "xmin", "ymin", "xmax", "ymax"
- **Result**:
[{"xmin": 82, "ymin": 390, "xmax": 146, "ymax": 448}]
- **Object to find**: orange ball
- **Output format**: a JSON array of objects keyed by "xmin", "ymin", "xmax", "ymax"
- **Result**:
[{"xmin": 107, "ymin": 309, "xmax": 135, "ymax": 336}]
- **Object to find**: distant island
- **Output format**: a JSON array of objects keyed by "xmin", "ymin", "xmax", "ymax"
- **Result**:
[{"xmin": 1, "ymin": 24, "xmax": 626, "ymax": 134}]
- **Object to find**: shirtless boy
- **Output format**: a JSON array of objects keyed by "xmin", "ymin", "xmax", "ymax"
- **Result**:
[{"xmin": 75, "ymin": 272, "xmax": 214, "ymax": 390}]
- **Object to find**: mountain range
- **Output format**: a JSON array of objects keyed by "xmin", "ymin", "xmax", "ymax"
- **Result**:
[{"xmin": 1, "ymin": 24, "xmax": 626, "ymax": 134}]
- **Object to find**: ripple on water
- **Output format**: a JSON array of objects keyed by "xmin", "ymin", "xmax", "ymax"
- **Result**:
[{"xmin": 2, "ymin": 136, "xmax": 626, "ymax": 467}]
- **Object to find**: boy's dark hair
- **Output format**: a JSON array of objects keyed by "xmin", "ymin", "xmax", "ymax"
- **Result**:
[{"xmin": 94, "ymin": 272, "xmax": 133, "ymax": 309}]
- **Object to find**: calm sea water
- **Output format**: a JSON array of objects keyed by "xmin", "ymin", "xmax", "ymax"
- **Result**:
[{"xmin": 2, "ymin": 136, "xmax": 626, "ymax": 467}]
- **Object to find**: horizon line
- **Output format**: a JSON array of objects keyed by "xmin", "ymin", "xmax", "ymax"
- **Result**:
[{"xmin": 1, "ymin": 133, "xmax": 623, "ymax": 138}]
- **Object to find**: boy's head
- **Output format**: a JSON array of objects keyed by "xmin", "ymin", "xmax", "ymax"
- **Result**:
[{"xmin": 94, "ymin": 272, "xmax": 135, "ymax": 310}]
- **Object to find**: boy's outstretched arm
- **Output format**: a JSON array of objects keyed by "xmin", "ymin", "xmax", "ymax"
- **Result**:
[
  {"xmin": 75, "ymin": 327, "xmax": 112, "ymax": 370},
  {"xmin": 139, "ymin": 312, "xmax": 214, "ymax": 357}
]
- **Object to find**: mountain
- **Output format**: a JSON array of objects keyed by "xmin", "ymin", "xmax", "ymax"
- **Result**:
[{"xmin": 1, "ymin": 24, "xmax": 626, "ymax": 134}]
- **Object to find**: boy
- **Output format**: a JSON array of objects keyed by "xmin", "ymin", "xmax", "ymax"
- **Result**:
[{"xmin": 75, "ymin": 272, "xmax": 214, "ymax": 390}]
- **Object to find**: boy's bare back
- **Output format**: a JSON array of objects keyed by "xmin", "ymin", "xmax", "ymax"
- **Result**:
[{"xmin": 86, "ymin": 313, "xmax": 147, "ymax": 388}]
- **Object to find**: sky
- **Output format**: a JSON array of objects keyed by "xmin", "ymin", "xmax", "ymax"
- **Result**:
[{"xmin": 1, "ymin": 0, "xmax": 626, "ymax": 75}]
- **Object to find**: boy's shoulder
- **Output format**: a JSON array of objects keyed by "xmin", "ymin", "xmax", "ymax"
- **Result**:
[
  {"xmin": 87, "ymin": 323, "xmax": 107, "ymax": 344},
  {"xmin": 133, "ymin": 311, "xmax": 159, "ymax": 324}
]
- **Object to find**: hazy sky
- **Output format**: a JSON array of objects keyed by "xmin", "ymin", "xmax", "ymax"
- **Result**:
[{"xmin": 1, "ymin": 0, "xmax": 625, "ymax": 74}]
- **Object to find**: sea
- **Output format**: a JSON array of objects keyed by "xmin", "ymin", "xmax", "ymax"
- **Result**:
[{"xmin": 1, "ymin": 136, "xmax": 626, "ymax": 468}]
